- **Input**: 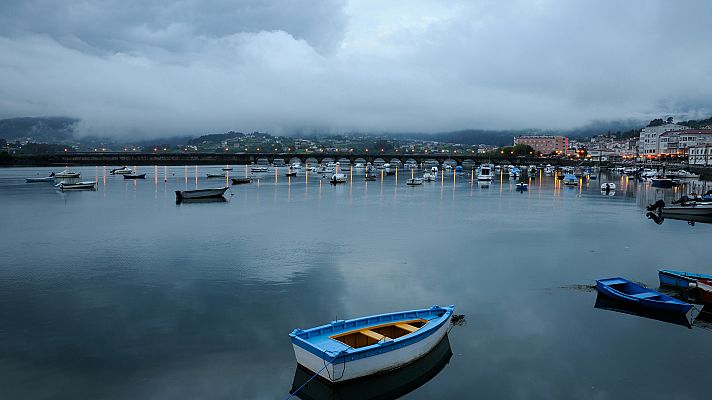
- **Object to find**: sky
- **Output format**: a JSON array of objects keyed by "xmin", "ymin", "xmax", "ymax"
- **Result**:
[{"xmin": 1, "ymin": 0, "xmax": 711, "ymax": 138}]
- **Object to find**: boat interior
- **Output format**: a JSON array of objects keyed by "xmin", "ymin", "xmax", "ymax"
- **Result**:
[
  {"xmin": 608, "ymin": 281, "xmax": 665, "ymax": 300},
  {"xmin": 330, "ymin": 319, "xmax": 427, "ymax": 348}
]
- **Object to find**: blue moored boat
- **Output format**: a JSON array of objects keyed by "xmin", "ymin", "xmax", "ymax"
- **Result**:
[
  {"xmin": 596, "ymin": 277, "xmax": 693, "ymax": 315},
  {"xmin": 659, "ymin": 269, "xmax": 712, "ymax": 290},
  {"xmin": 563, "ymin": 174, "xmax": 578, "ymax": 186},
  {"xmin": 289, "ymin": 305, "xmax": 454, "ymax": 383}
]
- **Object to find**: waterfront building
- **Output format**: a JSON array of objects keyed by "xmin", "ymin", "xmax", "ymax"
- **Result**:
[
  {"xmin": 639, "ymin": 123, "xmax": 688, "ymax": 156},
  {"xmin": 684, "ymin": 130, "xmax": 712, "ymax": 165},
  {"xmin": 659, "ymin": 129, "xmax": 712, "ymax": 156},
  {"xmin": 514, "ymin": 135, "xmax": 568, "ymax": 154},
  {"xmin": 688, "ymin": 144, "xmax": 712, "ymax": 166}
]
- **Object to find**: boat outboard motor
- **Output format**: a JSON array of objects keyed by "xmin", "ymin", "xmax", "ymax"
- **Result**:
[
  {"xmin": 646, "ymin": 199, "xmax": 666, "ymax": 212},
  {"xmin": 671, "ymin": 195, "xmax": 690, "ymax": 205},
  {"xmin": 645, "ymin": 211, "xmax": 664, "ymax": 225}
]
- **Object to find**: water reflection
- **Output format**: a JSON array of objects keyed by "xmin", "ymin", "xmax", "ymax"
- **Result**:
[
  {"xmin": 290, "ymin": 335, "xmax": 453, "ymax": 400},
  {"xmin": 175, "ymin": 197, "xmax": 227, "ymax": 205},
  {"xmin": 593, "ymin": 293, "xmax": 698, "ymax": 329}
]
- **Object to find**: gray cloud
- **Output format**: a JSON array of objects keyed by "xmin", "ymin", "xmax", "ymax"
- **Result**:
[{"xmin": 0, "ymin": 0, "xmax": 711, "ymax": 138}]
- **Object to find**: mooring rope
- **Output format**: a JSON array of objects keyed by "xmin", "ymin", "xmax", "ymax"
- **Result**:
[{"xmin": 284, "ymin": 351, "xmax": 344, "ymax": 400}]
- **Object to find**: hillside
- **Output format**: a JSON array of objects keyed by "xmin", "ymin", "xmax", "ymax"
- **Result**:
[
  {"xmin": 0, "ymin": 117, "xmax": 78, "ymax": 142},
  {"xmin": 679, "ymin": 116, "xmax": 712, "ymax": 129}
]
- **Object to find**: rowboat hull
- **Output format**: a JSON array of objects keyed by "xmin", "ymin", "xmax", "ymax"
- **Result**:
[
  {"xmin": 57, "ymin": 181, "xmax": 96, "ymax": 191},
  {"xmin": 290, "ymin": 306, "xmax": 453, "ymax": 383},
  {"xmin": 175, "ymin": 187, "xmax": 228, "ymax": 202},
  {"xmin": 231, "ymin": 178, "xmax": 252, "ymax": 185},
  {"xmin": 696, "ymin": 281, "xmax": 712, "ymax": 304},
  {"xmin": 658, "ymin": 269, "xmax": 712, "ymax": 289},
  {"xmin": 594, "ymin": 293, "xmax": 697, "ymax": 329},
  {"xmin": 596, "ymin": 277, "xmax": 692, "ymax": 315},
  {"xmin": 26, "ymin": 177, "xmax": 55, "ymax": 183},
  {"xmin": 123, "ymin": 174, "xmax": 146, "ymax": 179},
  {"xmin": 290, "ymin": 334, "xmax": 452, "ymax": 397},
  {"xmin": 55, "ymin": 173, "xmax": 80, "ymax": 178}
]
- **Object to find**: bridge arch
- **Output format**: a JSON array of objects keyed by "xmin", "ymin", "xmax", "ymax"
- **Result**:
[
  {"xmin": 338, "ymin": 158, "xmax": 351, "ymax": 169},
  {"xmin": 442, "ymin": 158, "xmax": 457, "ymax": 167}
]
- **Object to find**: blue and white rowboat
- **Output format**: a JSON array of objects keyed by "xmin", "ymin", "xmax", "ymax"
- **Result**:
[
  {"xmin": 659, "ymin": 269, "xmax": 712, "ymax": 290},
  {"xmin": 596, "ymin": 277, "xmax": 693, "ymax": 315},
  {"xmin": 289, "ymin": 305, "xmax": 454, "ymax": 383}
]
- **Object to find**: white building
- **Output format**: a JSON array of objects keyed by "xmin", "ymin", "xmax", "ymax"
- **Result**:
[
  {"xmin": 639, "ymin": 123, "xmax": 688, "ymax": 156},
  {"xmin": 685, "ymin": 130, "xmax": 712, "ymax": 165},
  {"xmin": 660, "ymin": 129, "xmax": 712, "ymax": 156}
]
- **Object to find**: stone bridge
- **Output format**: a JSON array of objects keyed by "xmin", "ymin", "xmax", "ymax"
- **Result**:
[{"xmin": 37, "ymin": 152, "xmax": 593, "ymax": 168}]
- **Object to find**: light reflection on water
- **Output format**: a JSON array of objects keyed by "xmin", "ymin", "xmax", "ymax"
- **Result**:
[{"xmin": 0, "ymin": 166, "xmax": 711, "ymax": 399}]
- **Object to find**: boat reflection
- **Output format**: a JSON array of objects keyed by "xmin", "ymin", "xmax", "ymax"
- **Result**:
[
  {"xmin": 594, "ymin": 293, "xmax": 700, "ymax": 329},
  {"xmin": 289, "ymin": 334, "xmax": 453, "ymax": 400},
  {"xmin": 175, "ymin": 197, "xmax": 227, "ymax": 205}
]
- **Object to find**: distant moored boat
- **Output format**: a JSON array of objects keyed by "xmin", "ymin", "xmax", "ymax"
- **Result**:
[
  {"xmin": 175, "ymin": 187, "xmax": 228, "ymax": 203},
  {"xmin": 56, "ymin": 181, "xmax": 96, "ymax": 191},
  {"xmin": 231, "ymin": 177, "xmax": 252, "ymax": 185},
  {"xmin": 55, "ymin": 169, "xmax": 81, "ymax": 178},
  {"xmin": 26, "ymin": 173, "xmax": 55, "ymax": 183}
]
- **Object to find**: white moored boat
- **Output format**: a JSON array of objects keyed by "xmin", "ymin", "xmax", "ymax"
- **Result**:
[
  {"xmin": 56, "ymin": 181, "xmax": 96, "ymax": 191},
  {"xmin": 251, "ymin": 166, "xmax": 269, "ymax": 173},
  {"xmin": 55, "ymin": 169, "xmax": 81, "ymax": 178},
  {"xmin": 175, "ymin": 187, "xmax": 228, "ymax": 202},
  {"xmin": 330, "ymin": 173, "xmax": 347, "ymax": 184},
  {"xmin": 289, "ymin": 305, "xmax": 454, "ymax": 383},
  {"xmin": 406, "ymin": 177, "xmax": 423, "ymax": 186},
  {"xmin": 477, "ymin": 164, "xmax": 493, "ymax": 181},
  {"xmin": 110, "ymin": 166, "xmax": 133, "ymax": 175}
]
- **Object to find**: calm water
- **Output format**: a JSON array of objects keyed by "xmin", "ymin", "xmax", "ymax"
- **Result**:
[{"xmin": 1, "ymin": 166, "xmax": 711, "ymax": 399}]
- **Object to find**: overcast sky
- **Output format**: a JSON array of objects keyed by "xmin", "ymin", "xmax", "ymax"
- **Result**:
[{"xmin": 1, "ymin": 0, "xmax": 711, "ymax": 137}]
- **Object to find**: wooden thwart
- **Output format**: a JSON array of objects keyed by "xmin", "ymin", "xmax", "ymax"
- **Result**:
[
  {"xmin": 359, "ymin": 329, "xmax": 388, "ymax": 341},
  {"xmin": 395, "ymin": 323, "xmax": 419, "ymax": 333}
]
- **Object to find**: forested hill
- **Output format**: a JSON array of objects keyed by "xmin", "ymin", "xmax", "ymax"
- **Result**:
[{"xmin": 0, "ymin": 117, "xmax": 78, "ymax": 142}]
